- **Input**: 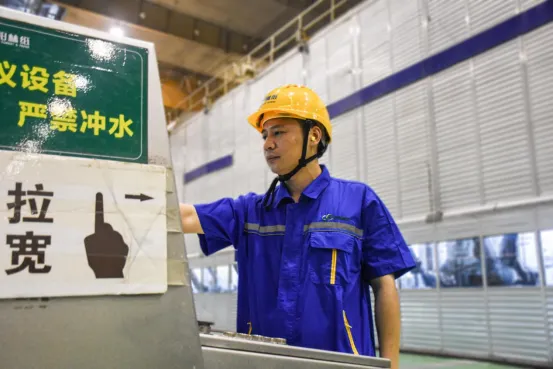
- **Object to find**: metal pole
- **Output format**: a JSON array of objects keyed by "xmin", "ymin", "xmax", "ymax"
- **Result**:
[{"xmin": 270, "ymin": 37, "xmax": 275, "ymax": 64}]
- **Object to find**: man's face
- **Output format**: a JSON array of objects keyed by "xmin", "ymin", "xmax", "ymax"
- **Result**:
[{"xmin": 262, "ymin": 118, "xmax": 305, "ymax": 175}]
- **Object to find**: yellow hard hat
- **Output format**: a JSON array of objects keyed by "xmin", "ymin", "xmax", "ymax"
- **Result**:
[{"xmin": 247, "ymin": 84, "xmax": 332, "ymax": 142}]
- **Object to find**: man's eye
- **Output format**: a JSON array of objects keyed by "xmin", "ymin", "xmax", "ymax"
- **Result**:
[{"xmin": 274, "ymin": 131, "xmax": 283, "ymax": 136}]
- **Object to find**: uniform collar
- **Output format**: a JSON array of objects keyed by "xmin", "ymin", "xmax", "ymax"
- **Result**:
[{"xmin": 273, "ymin": 165, "xmax": 331, "ymax": 208}]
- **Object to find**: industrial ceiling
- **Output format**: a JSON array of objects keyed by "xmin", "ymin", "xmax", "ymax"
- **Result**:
[{"xmin": 2, "ymin": 0, "xmax": 363, "ymax": 123}]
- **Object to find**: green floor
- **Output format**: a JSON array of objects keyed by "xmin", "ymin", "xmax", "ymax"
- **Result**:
[{"xmin": 399, "ymin": 353, "xmax": 530, "ymax": 369}]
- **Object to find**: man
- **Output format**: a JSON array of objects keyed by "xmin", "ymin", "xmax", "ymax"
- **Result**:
[{"xmin": 179, "ymin": 84, "xmax": 415, "ymax": 369}]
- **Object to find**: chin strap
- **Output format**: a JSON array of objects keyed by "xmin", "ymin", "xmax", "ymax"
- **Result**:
[{"xmin": 263, "ymin": 120, "xmax": 318, "ymax": 210}]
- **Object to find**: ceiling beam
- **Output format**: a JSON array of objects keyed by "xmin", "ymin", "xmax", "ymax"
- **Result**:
[
  {"xmin": 54, "ymin": 0, "xmax": 265, "ymax": 55},
  {"xmin": 52, "ymin": 2, "xmax": 246, "ymax": 78}
]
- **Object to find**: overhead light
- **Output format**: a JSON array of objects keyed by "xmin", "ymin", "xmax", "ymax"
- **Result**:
[{"xmin": 109, "ymin": 26, "xmax": 124, "ymax": 37}]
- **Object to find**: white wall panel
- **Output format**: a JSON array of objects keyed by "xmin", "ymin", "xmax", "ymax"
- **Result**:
[
  {"xmin": 326, "ymin": 19, "xmax": 355, "ymax": 103},
  {"xmin": 473, "ymin": 41, "xmax": 533, "ymax": 202},
  {"xmin": 394, "ymin": 80, "xmax": 431, "ymax": 217},
  {"xmin": 468, "ymin": 0, "xmax": 517, "ymax": 35},
  {"xmin": 400, "ymin": 291, "xmax": 441, "ymax": 350},
  {"xmin": 547, "ymin": 290, "xmax": 553, "ymax": 359},
  {"xmin": 440, "ymin": 291, "xmax": 489, "ymax": 355},
  {"xmin": 521, "ymin": 0, "xmax": 546, "ymax": 11},
  {"xmin": 206, "ymin": 167, "xmax": 234, "ymax": 203},
  {"xmin": 390, "ymin": 0, "xmax": 423, "ymax": 71},
  {"xmin": 232, "ymin": 87, "xmax": 252, "ymax": 198},
  {"xmin": 257, "ymin": 67, "xmax": 283, "ymax": 96},
  {"xmin": 363, "ymin": 95, "xmax": 400, "ymax": 218},
  {"xmin": 330, "ymin": 111, "xmax": 358, "ymax": 181},
  {"xmin": 488, "ymin": 290, "xmax": 550, "ymax": 362},
  {"xmin": 427, "ymin": 0, "xmax": 469, "ymax": 55},
  {"xmin": 242, "ymin": 82, "xmax": 268, "ymax": 195},
  {"xmin": 433, "ymin": 61, "xmax": 482, "ymax": 210},
  {"xmin": 305, "ymin": 37, "xmax": 329, "ymax": 104},
  {"xmin": 247, "ymin": 111, "xmax": 267, "ymax": 195},
  {"xmin": 525, "ymin": 23, "xmax": 553, "ymax": 195},
  {"xmin": 184, "ymin": 114, "xmax": 208, "ymax": 172},
  {"xmin": 169, "ymin": 125, "xmax": 186, "ymax": 202},
  {"xmin": 206, "ymin": 103, "xmax": 221, "ymax": 162},
  {"xmin": 359, "ymin": 0, "xmax": 391, "ymax": 87},
  {"xmin": 206, "ymin": 96, "xmax": 236, "ymax": 162},
  {"xmin": 283, "ymin": 53, "xmax": 305, "ymax": 85}
]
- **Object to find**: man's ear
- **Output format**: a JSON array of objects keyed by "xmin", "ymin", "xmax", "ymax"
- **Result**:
[{"xmin": 309, "ymin": 125, "xmax": 323, "ymax": 146}]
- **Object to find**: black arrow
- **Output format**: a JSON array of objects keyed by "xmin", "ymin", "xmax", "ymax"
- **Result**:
[{"xmin": 125, "ymin": 193, "xmax": 153, "ymax": 202}]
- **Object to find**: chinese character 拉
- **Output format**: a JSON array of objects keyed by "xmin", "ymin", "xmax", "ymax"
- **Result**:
[
  {"xmin": 21, "ymin": 64, "xmax": 49, "ymax": 93},
  {"xmin": 53, "ymin": 70, "xmax": 77, "ymax": 97},
  {"xmin": 0, "ymin": 61, "xmax": 17, "ymax": 88},
  {"xmin": 5, "ymin": 231, "xmax": 52, "ymax": 275},
  {"xmin": 51, "ymin": 108, "xmax": 78, "ymax": 132},
  {"xmin": 109, "ymin": 114, "xmax": 134, "ymax": 138},
  {"xmin": 18, "ymin": 101, "xmax": 47, "ymax": 127},
  {"xmin": 80, "ymin": 110, "xmax": 106, "ymax": 136},
  {"xmin": 7, "ymin": 182, "xmax": 54, "ymax": 224}
]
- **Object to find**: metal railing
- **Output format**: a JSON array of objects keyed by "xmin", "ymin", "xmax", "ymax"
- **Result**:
[{"xmin": 168, "ymin": 0, "xmax": 349, "ymax": 133}]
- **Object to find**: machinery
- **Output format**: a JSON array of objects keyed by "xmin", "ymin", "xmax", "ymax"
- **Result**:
[
  {"xmin": 0, "ymin": 6, "xmax": 389, "ymax": 369},
  {"xmin": 198, "ymin": 322, "xmax": 389, "ymax": 369}
]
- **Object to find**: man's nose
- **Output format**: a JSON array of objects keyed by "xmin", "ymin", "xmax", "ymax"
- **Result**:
[{"xmin": 264, "ymin": 137, "xmax": 276, "ymax": 151}]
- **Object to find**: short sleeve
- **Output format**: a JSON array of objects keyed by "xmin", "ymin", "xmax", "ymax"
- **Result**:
[
  {"xmin": 194, "ymin": 195, "xmax": 247, "ymax": 256},
  {"xmin": 361, "ymin": 191, "xmax": 416, "ymax": 281}
]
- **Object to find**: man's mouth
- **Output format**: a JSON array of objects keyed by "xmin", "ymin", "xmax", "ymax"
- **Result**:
[{"xmin": 266, "ymin": 156, "xmax": 280, "ymax": 163}]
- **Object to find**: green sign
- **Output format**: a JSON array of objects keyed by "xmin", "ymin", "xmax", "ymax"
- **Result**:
[{"xmin": 0, "ymin": 17, "xmax": 148, "ymax": 163}]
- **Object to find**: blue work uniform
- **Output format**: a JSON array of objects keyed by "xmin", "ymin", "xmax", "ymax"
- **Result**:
[{"xmin": 194, "ymin": 165, "xmax": 415, "ymax": 356}]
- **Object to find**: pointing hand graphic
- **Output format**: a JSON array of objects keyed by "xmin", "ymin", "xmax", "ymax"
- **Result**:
[{"xmin": 84, "ymin": 192, "xmax": 129, "ymax": 279}]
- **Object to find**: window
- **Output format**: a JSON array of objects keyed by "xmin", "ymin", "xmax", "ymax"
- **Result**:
[
  {"xmin": 540, "ymin": 230, "xmax": 553, "ymax": 286},
  {"xmin": 437, "ymin": 237, "xmax": 483, "ymax": 288},
  {"xmin": 399, "ymin": 243, "xmax": 437, "ymax": 289},
  {"xmin": 203, "ymin": 267, "xmax": 216, "ymax": 292},
  {"xmin": 216, "ymin": 265, "xmax": 230, "ymax": 292},
  {"xmin": 190, "ymin": 268, "xmax": 203, "ymax": 293},
  {"xmin": 230, "ymin": 263, "xmax": 238, "ymax": 291},
  {"xmin": 483, "ymin": 232, "xmax": 540, "ymax": 287}
]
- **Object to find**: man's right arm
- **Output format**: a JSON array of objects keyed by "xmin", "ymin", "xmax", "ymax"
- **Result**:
[
  {"xmin": 179, "ymin": 195, "xmax": 249, "ymax": 256},
  {"xmin": 179, "ymin": 203, "xmax": 204, "ymax": 234}
]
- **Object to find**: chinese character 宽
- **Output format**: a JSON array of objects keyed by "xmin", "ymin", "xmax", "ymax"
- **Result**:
[
  {"xmin": 7, "ymin": 182, "xmax": 54, "ymax": 224},
  {"xmin": 53, "ymin": 70, "xmax": 77, "ymax": 97},
  {"xmin": 18, "ymin": 101, "xmax": 47, "ymax": 127},
  {"xmin": 109, "ymin": 114, "xmax": 134, "ymax": 138},
  {"xmin": 5, "ymin": 231, "xmax": 52, "ymax": 275},
  {"xmin": 21, "ymin": 65, "xmax": 49, "ymax": 93},
  {"xmin": 80, "ymin": 110, "xmax": 106, "ymax": 136},
  {"xmin": 0, "ymin": 61, "xmax": 17, "ymax": 88}
]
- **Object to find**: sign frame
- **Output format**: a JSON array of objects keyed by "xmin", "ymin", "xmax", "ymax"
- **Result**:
[{"xmin": 0, "ymin": 17, "xmax": 149, "ymax": 163}]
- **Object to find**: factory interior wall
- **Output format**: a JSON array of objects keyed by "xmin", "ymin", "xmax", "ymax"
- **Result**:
[{"xmin": 169, "ymin": 0, "xmax": 553, "ymax": 367}]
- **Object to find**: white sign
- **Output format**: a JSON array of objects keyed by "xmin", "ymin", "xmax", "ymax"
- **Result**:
[{"xmin": 0, "ymin": 152, "xmax": 167, "ymax": 299}]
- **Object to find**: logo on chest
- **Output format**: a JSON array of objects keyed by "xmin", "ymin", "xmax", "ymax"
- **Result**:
[{"xmin": 321, "ymin": 214, "xmax": 351, "ymax": 222}]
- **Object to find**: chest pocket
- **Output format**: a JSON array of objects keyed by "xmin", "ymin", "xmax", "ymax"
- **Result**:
[{"xmin": 306, "ymin": 231, "xmax": 361, "ymax": 285}]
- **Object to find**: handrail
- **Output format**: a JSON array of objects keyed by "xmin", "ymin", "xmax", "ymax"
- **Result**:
[{"xmin": 168, "ymin": 0, "xmax": 349, "ymax": 133}]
